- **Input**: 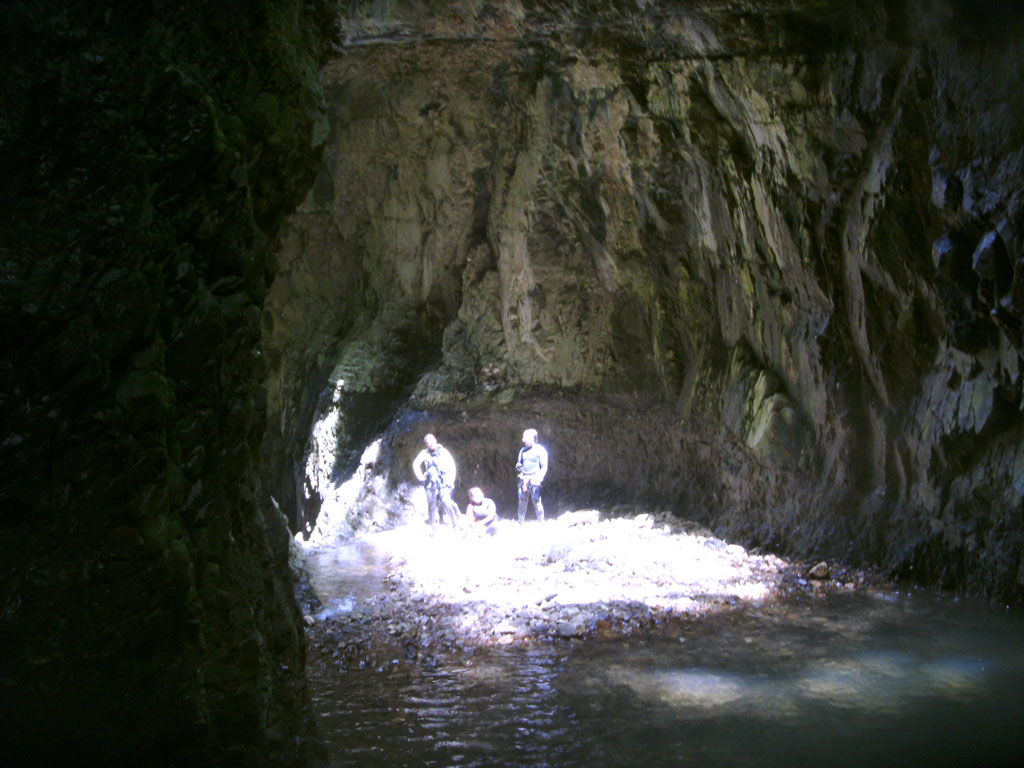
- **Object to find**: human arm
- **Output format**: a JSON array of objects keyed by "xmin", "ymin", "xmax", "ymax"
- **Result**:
[
  {"xmin": 437, "ymin": 445, "xmax": 457, "ymax": 487},
  {"xmin": 529, "ymin": 445, "xmax": 548, "ymax": 485},
  {"xmin": 470, "ymin": 498, "xmax": 496, "ymax": 525},
  {"xmin": 412, "ymin": 449, "xmax": 428, "ymax": 482}
]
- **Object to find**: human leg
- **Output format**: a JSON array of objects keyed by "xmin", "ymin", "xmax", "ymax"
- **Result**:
[
  {"xmin": 517, "ymin": 484, "xmax": 528, "ymax": 523},
  {"xmin": 530, "ymin": 484, "xmax": 544, "ymax": 522},
  {"xmin": 426, "ymin": 485, "xmax": 440, "ymax": 527},
  {"xmin": 440, "ymin": 486, "xmax": 461, "ymax": 528}
]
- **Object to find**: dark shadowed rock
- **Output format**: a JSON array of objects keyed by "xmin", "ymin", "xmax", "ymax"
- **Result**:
[
  {"xmin": 931, "ymin": 166, "xmax": 964, "ymax": 210},
  {"xmin": 0, "ymin": 1, "xmax": 334, "ymax": 765},
  {"xmin": 972, "ymin": 231, "xmax": 1013, "ymax": 299}
]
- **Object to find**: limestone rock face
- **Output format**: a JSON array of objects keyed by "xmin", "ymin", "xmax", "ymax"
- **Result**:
[
  {"xmin": 267, "ymin": 0, "xmax": 1024, "ymax": 602},
  {"xmin": 0, "ymin": 1, "xmax": 332, "ymax": 765}
]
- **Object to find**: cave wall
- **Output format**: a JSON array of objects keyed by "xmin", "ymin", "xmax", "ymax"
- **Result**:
[
  {"xmin": 268, "ymin": 0, "xmax": 1024, "ymax": 602},
  {"xmin": 0, "ymin": 2, "xmax": 333, "ymax": 765}
]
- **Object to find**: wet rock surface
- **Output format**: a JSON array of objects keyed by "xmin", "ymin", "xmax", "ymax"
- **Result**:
[{"xmin": 300, "ymin": 511, "xmax": 887, "ymax": 670}]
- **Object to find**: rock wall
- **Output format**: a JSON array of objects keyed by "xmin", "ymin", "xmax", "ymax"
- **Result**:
[
  {"xmin": 0, "ymin": 2, "xmax": 332, "ymax": 765},
  {"xmin": 267, "ymin": 0, "xmax": 1024, "ymax": 602}
]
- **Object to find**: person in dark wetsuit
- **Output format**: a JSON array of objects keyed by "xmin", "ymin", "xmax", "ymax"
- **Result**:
[{"xmin": 515, "ymin": 428, "xmax": 547, "ymax": 523}]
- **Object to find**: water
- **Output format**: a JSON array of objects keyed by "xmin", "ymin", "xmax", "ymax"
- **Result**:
[
  {"xmin": 305, "ymin": 544, "xmax": 1024, "ymax": 767},
  {"xmin": 305, "ymin": 542, "xmax": 393, "ymax": 622}
]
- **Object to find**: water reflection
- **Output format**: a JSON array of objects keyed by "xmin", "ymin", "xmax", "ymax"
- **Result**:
[
  {"xmin": 559, "ymin": 592, "xmax": 1024, "ymax": 767},
  {"xmin": 308, "ymin": 590, "xmax": 1024, "ymax": 767},
  {"xmin": 306, "ymin": 541, "xmax": 391, "ymax": 621},
  {"xmin": 603, "ymin": 648, "xmax": 988, "ymax": 719},
  {"xmin": 309, "ymin": 647, "xmax": 575, "ymax": 767}
]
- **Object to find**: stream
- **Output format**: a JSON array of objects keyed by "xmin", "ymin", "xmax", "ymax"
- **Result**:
[{"xmin": 304, "ymin": 539, "xmax": 1024, "ymax": 767}]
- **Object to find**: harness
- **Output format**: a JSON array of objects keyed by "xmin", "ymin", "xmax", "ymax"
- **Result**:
[{"xmin": 423, "ymin": 447, "xmax": 448, "ymax": 489}]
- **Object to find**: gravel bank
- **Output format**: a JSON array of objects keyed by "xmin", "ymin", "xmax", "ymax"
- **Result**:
[{"xmin": 299, "ymin": 510, "xmax": 887, "ymax": 670}]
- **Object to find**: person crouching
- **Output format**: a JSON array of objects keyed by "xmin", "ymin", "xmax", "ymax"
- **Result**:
[{"xmin": 466, "ymin": 486, "xmax": 499, "ymax": 536}]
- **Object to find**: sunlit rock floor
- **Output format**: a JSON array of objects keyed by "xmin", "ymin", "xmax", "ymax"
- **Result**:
[{"xmin": 299, "ymin": 510, "xmax": 887, "ymax": 670}]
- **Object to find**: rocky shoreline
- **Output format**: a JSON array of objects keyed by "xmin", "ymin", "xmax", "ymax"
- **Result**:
[{"xmin": 298, "ymin": 510, "xmax": 890, "ymax": 671}]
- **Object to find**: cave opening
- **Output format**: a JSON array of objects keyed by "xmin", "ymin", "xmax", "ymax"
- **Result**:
[
  {"xmin": 272, "ymin": 1, "xmax": 1024, "ymax": 764},
  {"xmin": 5, "ymin": 0, "xmax": 1024, "ymax": 765}
]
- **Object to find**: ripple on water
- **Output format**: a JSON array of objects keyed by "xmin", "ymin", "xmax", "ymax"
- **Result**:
[{"xmin": 305, "ymin": 541, "xmax": 1024, "ymax": 767}]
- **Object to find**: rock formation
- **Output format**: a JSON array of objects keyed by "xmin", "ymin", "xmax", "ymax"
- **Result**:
[
  {"xmin": 264, "ymin": 0, "xmax": 1024, "ymax": 603},
  {"xmin": 2, "ymin": 0, "xmax": 1023, "ymax": 764},
  {"xmin": 1, "ymin": 1, "xmax": 333, "ymax": 764}
]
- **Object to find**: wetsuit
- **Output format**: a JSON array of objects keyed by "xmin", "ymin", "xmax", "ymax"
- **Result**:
[
  {"xmin": 467, "ymin": 497, "xmax": 498, "ymax": 535},
  {"xmin": 515, "ymin": 442, "xmax": 547, "ymax": 522},
  {"xmin": 412, "ymin": 443, "xmax": 461, "ymax": 528}
]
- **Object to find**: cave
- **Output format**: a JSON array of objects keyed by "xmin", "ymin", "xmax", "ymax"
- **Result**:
[{"xmin": 2, "ymin": 0, "xmax": 1023, "ymax": 765}]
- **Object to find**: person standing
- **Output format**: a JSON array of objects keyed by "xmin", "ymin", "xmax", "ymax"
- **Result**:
[
  {"xmin": 515, "ymin": 428, "xmax": 547, "ymax": 523},
  {"xmin": 412, "ymin": 433, "xmax": 461, "ymax": 529}
]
